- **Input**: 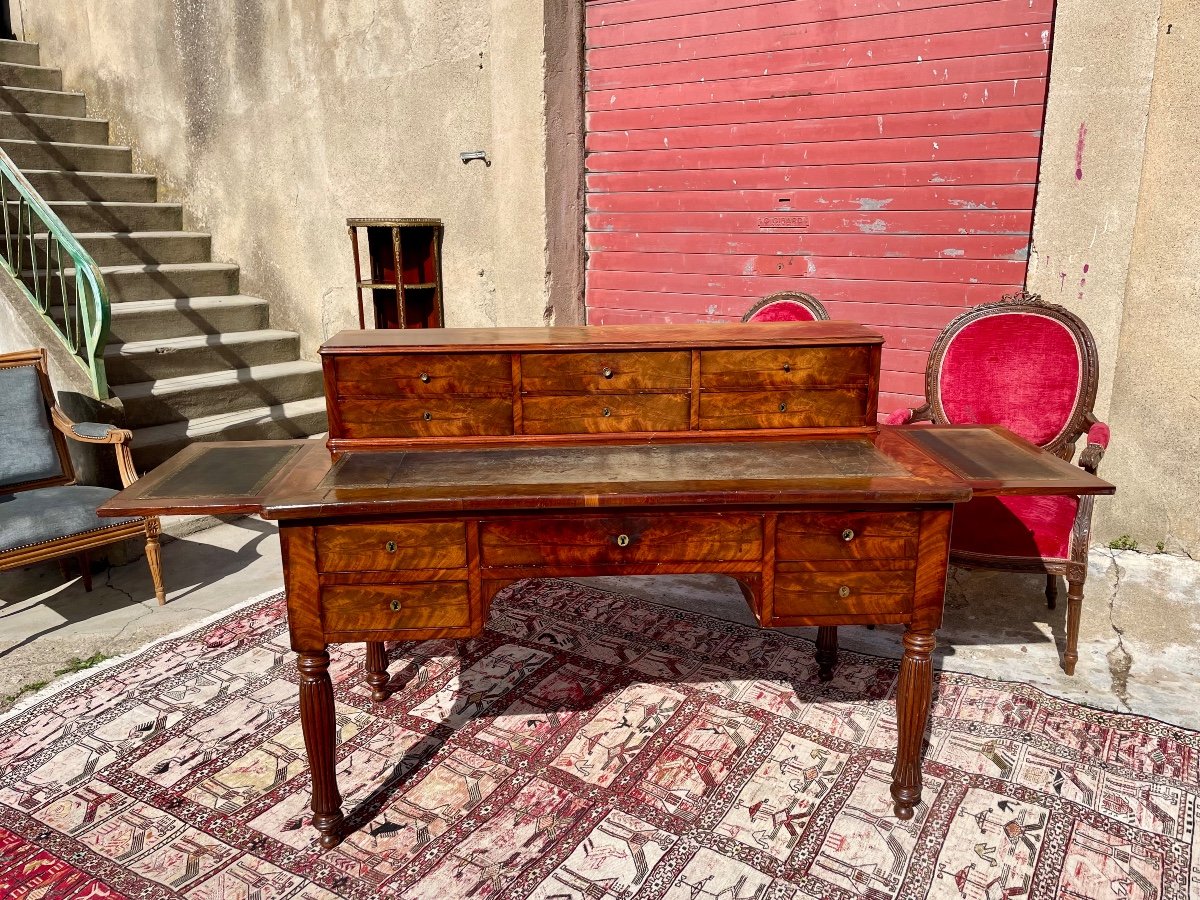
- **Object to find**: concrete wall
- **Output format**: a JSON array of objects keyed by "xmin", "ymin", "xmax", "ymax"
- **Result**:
[
  {"xmin": 1028, "ymin": 1, "xmax": 1199, "ymax": 554},
  {"xmin": 1100, "ymin": 2, "xmax": 1200, "ymax": 555},
  {"xmin": 13, "ymin": 0, "xmax": 552, "ymax": 358}
]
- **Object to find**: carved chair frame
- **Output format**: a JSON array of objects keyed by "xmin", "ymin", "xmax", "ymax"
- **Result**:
[
  {"xmin": 0, "ymin": 348, "xmax": 165, "ymax": 604},
  {"xmin": 741, "ymin": 291, "xmax": 831, "ymax": 323}
]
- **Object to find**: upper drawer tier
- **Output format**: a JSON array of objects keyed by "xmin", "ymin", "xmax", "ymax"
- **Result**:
[
  {"xmin": 521, "ymin": 351, "xmax": 691, "ymax": 394},
  {"xmin": 776, "ymin": 511, "xmax": 920, "ymax": 561},
  {"xmin": 700, "ymin": 346, "xmax": 872, "ymax": 390},
  {"xmin": 332, "ymin": 353, "xmax": 512, "ymax": 397},
  {"xmin": 317, "ymin": 522, "xmax": 468, "ymax": 571}
]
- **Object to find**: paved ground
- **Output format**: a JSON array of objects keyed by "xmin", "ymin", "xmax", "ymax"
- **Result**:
[{"xmin": 2, "ymin": 518, "xmax": 1198, "ymax": 729}]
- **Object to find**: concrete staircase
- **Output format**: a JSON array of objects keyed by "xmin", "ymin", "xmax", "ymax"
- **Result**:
[{"xmin": 0, "ymin": 39, "xmax": 327, "ymax": 471}]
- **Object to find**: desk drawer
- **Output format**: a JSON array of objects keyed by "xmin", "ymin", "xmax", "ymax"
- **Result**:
[
  {"xmin": 777, "ymin": 511, "xmax": 920, "ymax": 561},
  {"xmin": 774, "ymin": 570, "xmax": 914, "ymax": 618},
  {"xmin": 521, "ymin": 351, "xmax": 691, "ymax": 394},
  {"xmin": 316, "ymin": 522, "xmax": 467, "ymax": 572},
  {"xmin": 700, "ymin": 347, "xmax": 872, "ymax": 390},
  {"xmin": 321, "ymin": 582, "xmax": 470, "ymax": 633},
  {"xmin": 521, "ymin": 393, "xmax": 690, "ymax": 434},
  {"xmin": 699, "ymin": 388, "xmax": 867, "ymax": 430},
  {"xmin": 480, "ymin": 514, "xmax": 761, "ymax": 567},
  {"xmin": 333, "ymin": 353, "xmax": 511, "ymax": 397},
  {"xmin": 336, "ymin": 396, "xmax": 514, "ymax": 438}
]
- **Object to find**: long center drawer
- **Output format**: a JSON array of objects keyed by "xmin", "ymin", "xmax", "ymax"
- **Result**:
[{"xmin": 480, "ymin": 514, "xmax": 762, "ymax": 567}]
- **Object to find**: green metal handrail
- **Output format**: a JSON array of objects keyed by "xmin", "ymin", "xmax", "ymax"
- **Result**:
[{"xmin": 0, "ymin": 147, "xmax": 110, "ymax": 398}]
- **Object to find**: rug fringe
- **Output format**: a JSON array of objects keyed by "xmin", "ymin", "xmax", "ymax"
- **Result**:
[{"xmin": 0, "ymin": 586, "xmax": 285, "ymax": 724}]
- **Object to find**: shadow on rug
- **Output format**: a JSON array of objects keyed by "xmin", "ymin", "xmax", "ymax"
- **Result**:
[{"xmin": 0, "ymin": 579, "xmax": 1197, "ymax": 899}]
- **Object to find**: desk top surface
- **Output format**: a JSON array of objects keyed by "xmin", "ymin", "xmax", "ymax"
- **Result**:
[
  {"xmin": 98, "ymin": 426, "xmax": 1113, "ymax": 522},
  {"xmin": 320, "ymin": 322, "xmax": 884, "ymax": 354}
]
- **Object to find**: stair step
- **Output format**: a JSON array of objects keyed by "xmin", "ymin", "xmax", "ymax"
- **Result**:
[
  {"xmin": 0, "ymin": 110, "xmax": 107, "ymax": 144},
  {"xmin": 37, "ymin": 201, "xmax": 182, "ymax": 232},
  {"xmin": 0, "ymin": 41, "xmax": 40, "ymax": 67},
  {"xmin": 22, "ymin": 170, "xmax": 157, "ymax": 202},
  {"xmin": 0, "ymin": 61, "xmax": 62, "ymax": 92},
  {"xmin": 104, "ymin": 329, "xmax": 303, "ymax": 382},
  {"xmin": 131, "ymin": 397, "xmax": 329, "ymax": 472},
  {"xmin": 38, "ymin": 231, "xmax": 212, "ymax": 267},
  {"xmin": 113, "ymin": 360, "xmax": 325, "ymax": 428},
  {"xmin": 0, "ymin": 84, "xmax": 85, "ymax": 117},
  {"xmin": 103, "ymin": 295, "xmax": 271, "ymax": 342},
  {"xmin": 31, "ymin": 262, "xmax": 240, "ymax": 302},
  {"xmin": 0, "ymin": 138, "xmax": 131, "ymax": 173}
]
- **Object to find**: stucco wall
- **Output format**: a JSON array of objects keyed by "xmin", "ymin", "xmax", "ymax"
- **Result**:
[
  {"xmin": 13, "ymin": 0, "xmax": 551, "ymax": 357},
  {"xmin": 1101, "ymin": 2, "xmax": 1200, "ymax": 555}
]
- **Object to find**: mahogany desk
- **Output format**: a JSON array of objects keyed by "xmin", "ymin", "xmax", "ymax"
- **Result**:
[{"xmin": 99, "ymin": 426, "xmax": 1112, "ymax": 850}]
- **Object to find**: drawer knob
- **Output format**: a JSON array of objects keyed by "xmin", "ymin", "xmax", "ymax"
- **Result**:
[
  {"xmin": 423, "ymin": 411, "xmax": 433, "ymax": 421},
  {"xmin": 419, "ymin": 372, "xmax": 431, "ymax": 383},
  {"xmin": 616, "ymin": 533, "xmax": 631, "ymax": 547},
  {"xmin": 602, "ymin": 366, "xmax": 614, "ymax": 379},
  {"xmin": 390, "ymin": 599, "xmax": 403, "ymax": 612},
  {"xmin": 602, "ymin": 406, "xmax": 612, "ymax": 417},
  {"xmin": 782, "ymin": 362, "xmax": 791, "ymax": 373},
  {"xmin": 385, "ymin": 540, "xmax": 397, "ymax": 553},
  {"xmin": 842, "ymin": 528, "xmax": 855, "ymax": 542},
  {"xmin": 778, "ymin": 402, "xmax": 787, "ymax": 413},
  {"xmin": 838, "ymin": 585, "xmax": 851, "ymax": 599}
]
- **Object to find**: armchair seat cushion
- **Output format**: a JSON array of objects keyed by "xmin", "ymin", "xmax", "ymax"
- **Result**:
[
  {"xmin": 0, "ymin": 486, "xmax": 141, "ymax": 553},
  {"xmin": 951, "ymin": 494, "xmax": 1078, "ymax": 562}
]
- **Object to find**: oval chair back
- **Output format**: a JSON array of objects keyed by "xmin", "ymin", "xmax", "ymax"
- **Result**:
[
  {"xmin": 741, "ymin": 291, "xmax": 830, "ymax": 323},
  {"xmin": 925, "ymin": 291, "xmax": 1100, "ymax": 456}
]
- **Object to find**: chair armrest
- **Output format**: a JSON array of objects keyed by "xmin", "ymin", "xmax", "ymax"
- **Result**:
[
  {"xmin": 884, "ymin": 403, "xmax": 932, "ymax": 426},
  {"xmin": 50, "ymin": 407, "xmax": 140, "ymax": 488},
  {"xmin": 1078, "ymin": 420, "xmax": 1110, "ymax": 474}
]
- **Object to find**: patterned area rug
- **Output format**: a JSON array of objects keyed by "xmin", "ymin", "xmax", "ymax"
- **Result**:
[{"xmin": 1, "ymin": 580, "xmax": 1197, "ymax": 900}]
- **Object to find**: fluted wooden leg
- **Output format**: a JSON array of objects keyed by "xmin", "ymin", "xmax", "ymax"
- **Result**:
[
  {"xmin": 1064, "ymin": 576, "xmax": 1084, "ymax": 676},
  {"xmin": 891, "ymin": 627, "xmax": 935, "ymax": 821},
  {"xmin": 365, "ymin": 641, "xmax": 390, "ymax": 702},
  {"xmin": 298, "ymin": 650, "xmax": 344, "ymax": 849},
  {"xmin": 1045, "ymin": 574, "xmax": 1058, "ymax": 610},
  {"xmin": 816, "ymin": 626, "xmax": 838, "ymax": 682},
  {"xmin": 145, "ymin": 518, "xmax": 166, "ymax": 606}
]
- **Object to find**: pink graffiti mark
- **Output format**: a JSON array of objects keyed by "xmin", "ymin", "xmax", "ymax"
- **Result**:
[
  {"xmin": 1077, "ymin": 263, "xmax": 1089, "ymax": 301},
  {"xmin": 1059, "ymin": 272, "xmax": 1067, "ymax": 292},
  {"xmin": 1075, "ymin": 122, "xmax": 1087, "ymax": 180}
]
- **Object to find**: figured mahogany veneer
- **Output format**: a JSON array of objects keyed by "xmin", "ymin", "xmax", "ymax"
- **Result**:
[
  {"xmin": 320, "ymin": 322, "xmax": 883, "ymax": 452},
  {"xmin": 99, "ymin": 324, "xmax": 1114, "ymax": 852}
]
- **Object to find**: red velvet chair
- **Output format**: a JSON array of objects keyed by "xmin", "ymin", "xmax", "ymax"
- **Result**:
[
  {"xmin": 885, "ymin": 291, "xmax": 1110, "ymax": 675},
  {"xmin": 741, "ymin": 291, "xmax": 829, "ymax": 323}
]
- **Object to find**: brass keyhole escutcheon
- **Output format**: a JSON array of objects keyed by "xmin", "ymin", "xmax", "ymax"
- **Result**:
[
  {"xmin": 423, "ymin": 411, "xmax": 433, "ymax": 421},
  {"xmin": 616, "ymin": 534, "xmax": 631, "ymax": 547},
  {"xmin": 782, "ymin": 362, "xmax": 791, "ymax": 373},
  {"xmin": 419, "ymin": 372, "xmax": 431, "ymax": 383},
  {"xmin": 390, "ymin": 599, "xmax": 403, "ymax": 612},
  {"xmin": 602, "ymin": 366, "xmax": 614, "ymax": 379},
  {"xmin": 385, "ymin": 541, "xmax": 397, "ymax": 553},
  {"xmin": 838, "ymin": 585, "xmax": 851, "ymax": 599},
  {"xmin": 779, "ymin": 402, "xmax": 787, "ymax": 413},
  {"xmin": 602, "ymin": 407, "xmax": 612, "ymax": 417},
  {"xmin": 842, "ymin": 528, "xmax": 855, "ymax": 542}
]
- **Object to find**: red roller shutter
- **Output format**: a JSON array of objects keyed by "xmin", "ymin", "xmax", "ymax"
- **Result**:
[{"xmin": 583, "ymin": 0, "xmax": 1054, "ymax": 413}]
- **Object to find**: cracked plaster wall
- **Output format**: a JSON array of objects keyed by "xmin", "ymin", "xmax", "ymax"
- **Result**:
[{"xmin": 13, "ymin": 0, "xmax": 551, "ymax": 357}]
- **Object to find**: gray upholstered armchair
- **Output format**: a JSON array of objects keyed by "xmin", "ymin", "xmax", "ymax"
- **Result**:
[{"xmin": 0, "ymin": 348, "xmax": 165, "ymax": 604}]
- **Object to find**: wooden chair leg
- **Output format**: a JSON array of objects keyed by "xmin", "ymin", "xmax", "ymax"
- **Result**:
[
  {"xmin": 77, "ymin": 551, "xmax": 92, "ymax": 591},
  {"xmin": 145, "ymin": 519, "xmax": 166, "ymax": 606},
  {"xmin": 1063, "ymin": 575, "xmax": 1084, "ymax": 676},
  {"xmin": 1045, "ymin": 574, "xmax": 1058, "ymax": 610}
]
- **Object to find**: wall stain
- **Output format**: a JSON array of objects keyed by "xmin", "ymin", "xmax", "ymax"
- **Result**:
[{"xmin": 1075, "ymin": 122, "xmax": 1087, "ymax": 181}]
